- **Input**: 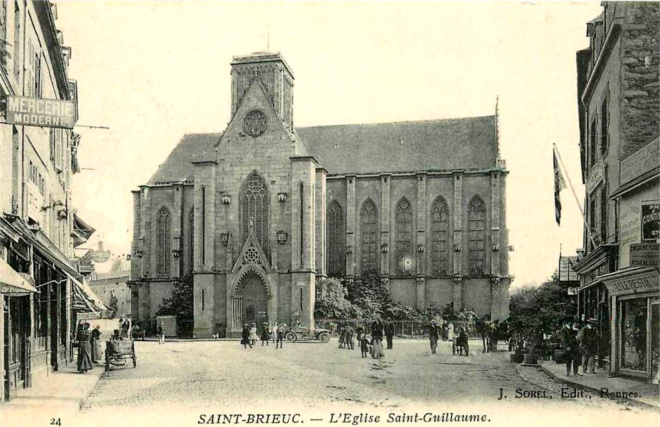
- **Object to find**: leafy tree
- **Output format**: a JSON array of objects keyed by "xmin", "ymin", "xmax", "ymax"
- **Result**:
[
  {"xmin": 156, "ymin": 275, "xmax": 194, "ymax": 319},
  {"xmin": 314, "ymin": 277, "xmax": 358, "ymax": 319}
]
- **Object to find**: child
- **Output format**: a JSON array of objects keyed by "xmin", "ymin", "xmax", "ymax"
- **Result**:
[
  {"xmin": 360, "ymin": 336, "xmax": 370, "ymax": 358},
  {"xmin": 261, "ymin": 322, "xmax": 270, "ymax": 346}
]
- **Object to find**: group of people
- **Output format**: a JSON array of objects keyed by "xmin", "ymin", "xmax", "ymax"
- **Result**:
[
  {"xmin": 241, "ymin": 322, "xmax": 287, "ymax": 349},
  {"xmin": 336, "ymin": 319, "xmax": 393, "ymax": 359},
  {"xmin": 75, "ymin": 322, "xmax": 130, "ymax": 372},
  {"xmin": 560, "ymin": 318, "xmax": 600, "ymax": 376},
  {"xmin": 428, "ymin": 320, "xmax": 469, "ymax": 355}
]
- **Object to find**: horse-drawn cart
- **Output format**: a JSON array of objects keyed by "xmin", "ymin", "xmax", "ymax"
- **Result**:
[{"xmin": 105, "ymin": 338, "xmax": 136, "ymax": 371}]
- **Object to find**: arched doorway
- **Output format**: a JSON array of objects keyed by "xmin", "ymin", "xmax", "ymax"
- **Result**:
[{"xmin": 236, "ymin": 273, "xmax": 268, "ymax": 328}]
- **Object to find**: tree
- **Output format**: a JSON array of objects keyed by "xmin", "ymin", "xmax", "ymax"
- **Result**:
[
  {"xmin": 314, "ymin": 277, "xmax": 358, "ymax": 319},
  {"xmin": 156, "ymin": 276, "xmax": 194, "ymax": 319}
]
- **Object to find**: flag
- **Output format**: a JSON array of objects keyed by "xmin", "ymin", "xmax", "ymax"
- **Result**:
[{"xmin": 553, "ymin": 148, "xmax": 566, "ymax": 225}]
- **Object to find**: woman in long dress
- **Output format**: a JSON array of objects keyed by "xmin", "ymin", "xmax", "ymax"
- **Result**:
[
  {"xmin": 370, "ymin": 320, "xmax": 385, "ymax": 358},
  {"xmin": 241, "ymin": 324, "xmax": 252, "ymax": 348},
  {"xmin": 447, "ymin": 322, "xmax": 455, "ymax": 349},
  {"xmin": 249, "ymin": 323, "xmax": 258, "ymax": 346},
  {"xmin": 77, "ymin": 323, "xmax": 94, "ymax": 373},
  {"xmin": 90, "ymin": 325, "xmax": 102, "ymax": 363}
]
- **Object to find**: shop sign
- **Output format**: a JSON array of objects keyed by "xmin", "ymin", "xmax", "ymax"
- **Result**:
[
  {"xmin": 620, "ymin": 206, "xmax": 641, "ymax": 247},
  {"xmin": 567, "ymin": 287, "xmax": 579, "ymax": 296},
  {"xmin": 77, "ymin": 312, "xmax": 100, "ymax": 320},
  {"xmin": 586, "ymin": 163, "xmax": 605, "ymax": 194},
  {"xmin": 604, "ymin": 271, "xmax": 659, "ymax": 297},
  {"xmin": 630, "ymin": 243, "xmax": 659, "ymax": 267},
  {"xmin": 5, "ymin": 96, "xmax": 76, "ymax": 129},
  {"xmin": 620, "ymin": 137, "xmax": 660, "ymax": 185},
  {"xmin": 642, "ymin": 203, "xmax": 660, "ymax": 241}
]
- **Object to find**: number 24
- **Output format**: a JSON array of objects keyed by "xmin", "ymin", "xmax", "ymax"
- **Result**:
[{"xmin": 50, "ymin": 418, "xmax": 61, "ymax": 426}]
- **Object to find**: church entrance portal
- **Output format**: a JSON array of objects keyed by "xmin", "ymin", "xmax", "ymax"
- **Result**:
[{"xmin": 236, "ymin": 274, "xmax": 268, "ymax": 328}]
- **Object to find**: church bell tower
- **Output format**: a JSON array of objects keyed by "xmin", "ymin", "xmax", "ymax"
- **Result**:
[{"xmin": 230, "ymin": 52, "xmax": 295, "ymax": 130}]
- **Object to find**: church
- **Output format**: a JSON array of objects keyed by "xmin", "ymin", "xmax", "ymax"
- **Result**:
[{"xmin": 129, "ymin": 52, "xmax": 511, "ymax": 338}]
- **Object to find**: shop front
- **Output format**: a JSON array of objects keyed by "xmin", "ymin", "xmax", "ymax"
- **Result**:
[
  {"xmin": 599, "ymin": 267, "xmax": 660, "ymax": 383},
  {"xmin": 0, "ymin": 256, "xmax": 38, "ymax": 402}
]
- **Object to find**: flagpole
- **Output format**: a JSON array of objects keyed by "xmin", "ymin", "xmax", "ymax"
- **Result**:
[{"xmin": 553, "ymin": 143, "xmax": 597, "ymax": 249}]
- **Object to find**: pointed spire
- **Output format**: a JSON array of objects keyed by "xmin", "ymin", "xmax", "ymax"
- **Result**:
[{"xmin": 495, "ymin": 95, "xmax": 501, "ymax": 162}]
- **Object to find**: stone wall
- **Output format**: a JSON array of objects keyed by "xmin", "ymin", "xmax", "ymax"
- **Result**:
[{"xmin": 621, "ymin": 2, "xmax": 660, "ymax": 158}]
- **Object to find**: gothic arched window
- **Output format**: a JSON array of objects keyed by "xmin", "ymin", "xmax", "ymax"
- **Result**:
[
  {"xmin": 156, "ymin": 207, "xmax": 172, "ymax": 278},
  {"xmin": 327, "ymin": 201, "xmax": 345, "ymax": 277},
  {"xmin": 431, "ymin": 197, "xmax": 450, "ymax": 276},
  {"xmin": 468, "ymin": 196, "xmax": 486, "ymax": 275},
  {"xmin": 396, "ymin": 198, "xmax": 413, "ymax": 275},
  {"xmin": 360, "ymin": 199, "xmax": 378, "ymax": 274},
  {"xmin": 241, "ymin": 171, "xmax": 270, "ymax": 256},
  {"xmin": 188, "ymin": 208, "xmax": 194, "ymax": 274}
]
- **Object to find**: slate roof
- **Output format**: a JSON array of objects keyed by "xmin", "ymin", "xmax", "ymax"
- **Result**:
[
  {"xmin": 297, "ymin": 115, "xmax": 498, "ymax": 175},
  {"xmin": 146, "ymin": 116, "xmax": 499, "ymax": 185},
  {"xmin": 148, "ymin": 133, "xmax": 220, "ymax": 185}
]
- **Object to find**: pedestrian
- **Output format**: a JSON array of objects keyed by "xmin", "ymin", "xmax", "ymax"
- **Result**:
[
  {"xmin": 157, "ymin": 321, "xmax": 165, "ymax": 345},
  {"xmin": 560, "ymin": 320, "xmax": 581, "ymax": 377},
  {"xmin": 356, "ymin": 324, "xmax": 363, "ymax": 343},
  {"xmin": 490, "ymin": 321, "xmax": 500, "ymax": 352},
  {"xmin": 447, "ymin": 321, "xmax": 455, "ymax": 350},
  {"xmin": 241, "ymin": 323, "xmax": 252, "ymax": 349},
  {"xmin": 385, "ymin": 318, "xmax": 395, "ymax": 350},
  {"xmin": 360, "ymin": 336, "xmax": 370, "ymax": 358},
  {"xmin": 249, "ymin": 323, "xmax": 258, "ymax": 346},
  {"xmin": 345, "ymin": 324, "xmax": 354, "ymax": 350},
  {"xmin": 441, "ymin": 321, "xmax": 449, "ymax": 341},
  {"xmin": 370, "ymin": 319, "xmax": 385, "ymax": 359},
  {"xmin": 271, "ymin": 322, "xmax": 278, "ymax": 343},
  {"xmin": 578, "ymin": 318, "xmax": 598, "ymax": 374},
  {"xmin": 456, "ymin": 328, "xmax": 469, "ymax": 356},
  {"xmin": 276, "ymin": 323, "xmax": 286, "ymax": 349},
  {"xmin": 338, "ymin": 323, "xmax": 346, "ymax": 349},
  {"xmin": 76, "ymin": 322, "xmax": 94, "ymax": 373},
  {"xmin": 480, "ymin": 320, "xmax": 490, "ymax": 353},
  {"xmin": 121, "ymin": 319, "xmax": 130, "ymax": 338},
  {"xmin": 428, "ymin": 320, "xmax": 440, "ymax": 355},
  {"xmin": 261, "ymin": 322, "xmax": 270, "ymax": 346},
  {"xmin": 91, "ymin": 324, "xmax": 102, "ymax": 363}
]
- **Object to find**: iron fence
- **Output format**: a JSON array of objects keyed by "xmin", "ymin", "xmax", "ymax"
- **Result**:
[{"xmin": 315, "ymin": 319, "xmax": 479, "ymax": 338}]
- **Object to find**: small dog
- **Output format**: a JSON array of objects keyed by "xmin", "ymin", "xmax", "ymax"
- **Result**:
[{"xmin": 360, "ymin": 337, "xmax": 370, "ymax": 358}]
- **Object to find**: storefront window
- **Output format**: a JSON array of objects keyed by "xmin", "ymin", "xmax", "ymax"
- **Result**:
[{"xmin": 621, "ymin": 299, "xmax": 647, "ymax": 371}]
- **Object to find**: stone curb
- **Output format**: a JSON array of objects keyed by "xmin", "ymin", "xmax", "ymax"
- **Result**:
[
  {"xmin": 78, "ymin": 365, "xmax": 107, "ymax": 411},
  {"xmin": 537, "ymin": 364, "xmax": 660, "ymax": 413}
]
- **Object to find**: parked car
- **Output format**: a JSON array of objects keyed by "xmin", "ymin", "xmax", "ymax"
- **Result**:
[{"xmin": 285, "ymin": 325, "xmax": 330, "ymax": 343}]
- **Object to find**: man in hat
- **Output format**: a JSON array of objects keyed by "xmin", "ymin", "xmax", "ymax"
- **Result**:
[
  {"xmin": 577, "ymin": 318, "xmax": 598, "ymax": 374},
  {"xmin": 384, "ymin": 318, "xmax": 395, "ymax": 350},
  {"xmin": 560, "ymin": 320, "xmax": 581, "ymax": 376},
  {"xmin": 428, "ymin": 320, "xmax": 440, "ymax": 355}
]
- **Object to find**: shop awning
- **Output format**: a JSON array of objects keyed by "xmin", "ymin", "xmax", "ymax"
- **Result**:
[
  {"xmin": 596, "ymin": 267, "xmax": 660, "ymax": 297},
  {"xmin": 68, "ymin": 272, "xmax": 109, "ymax": 313},
  {"xmin": 0, "ymin": 257, "xmax": 38, "ymax": 295}
]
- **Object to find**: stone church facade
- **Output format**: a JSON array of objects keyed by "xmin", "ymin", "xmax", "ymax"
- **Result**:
[{"xmin": 129, "ymin": 52, "xmax": 511, "ymax": 338}]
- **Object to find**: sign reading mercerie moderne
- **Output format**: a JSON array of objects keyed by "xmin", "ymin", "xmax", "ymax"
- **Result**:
[{"xmin": 6, "ymin": 96, "xmax": 76, "ymax": 129}]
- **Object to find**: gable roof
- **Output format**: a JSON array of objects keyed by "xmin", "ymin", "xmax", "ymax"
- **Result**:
[
  {"xmin": 297, "ymin": 115, "xmax": 498, "ymax": 175},
  {"xmin": 144, "ymin": 115, "xmax": 499, "ymax": 185},
  {"xmin": 148, "ymin": 133, "xmax": 220, "ymax": 185}
]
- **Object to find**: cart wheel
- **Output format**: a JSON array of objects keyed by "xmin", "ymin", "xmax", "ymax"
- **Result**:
[
  {"xmin": 452, "ymin": 344, "xmax": 456, "ymax": 355},
  {"xmin": 285, "ymin": 332, "xmax": 297, "ymax": 343}
]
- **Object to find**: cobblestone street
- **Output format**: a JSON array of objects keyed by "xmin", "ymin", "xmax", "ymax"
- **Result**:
[{"xmin": 38, "ymin": 339, "xmax": 651, "ymax": 427}]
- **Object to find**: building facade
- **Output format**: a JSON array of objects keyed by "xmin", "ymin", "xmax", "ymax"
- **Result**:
[
  {"xmin": 130, "ymin": 52, "xmax": 511, "ymax": 338},
  {"xmin": 573, "ymin": 2, "xmax": 659, "ymax": 382},
  {"xmin": 0, "ymin": 1, "xmax": 97, "ymax": 403},
  {"xmin": 89, "ymin": 266, "xmax": 132, "ymax": 319}
]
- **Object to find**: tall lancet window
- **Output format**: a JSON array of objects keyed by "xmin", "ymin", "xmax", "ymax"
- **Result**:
[
  {"xmin": 241, "ymin": 171, "xmax": 270, "ymax": 256},
  {"xmin": 188, "ymin": 208, "xmax": 194, "ymax": 274},
  {"xmin": 327, "ymin": 201, "xmax": 345, "ymax": 277},
  {"xmin": 360, "ymin": 199, "xmax": 378, "ymax": 274},
  {"xmin": 431, "ymin": 197, "xmax": 450, "ymax": 276},
  {"xmin": 468, "ymin": 196, "xmax": 486, "ymax": 275},
  {"xmin": 396, "ymin": 198, "xmax": 413, "ymax": 275},
  {"xmin": 157, "ymin": 207, "xmax": 172, "ymax": 278}
]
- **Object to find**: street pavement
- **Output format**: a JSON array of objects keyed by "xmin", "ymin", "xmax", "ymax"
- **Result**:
[{"xmin": 2, "ymin": 338, "xmax": 657, "ymax": 427}]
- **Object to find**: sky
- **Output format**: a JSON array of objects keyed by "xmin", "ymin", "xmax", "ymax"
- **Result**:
[{"xmin": 57, "ymin": 1, "xmax": 602, "ymax": 287}]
